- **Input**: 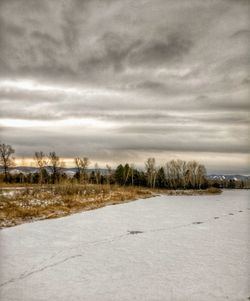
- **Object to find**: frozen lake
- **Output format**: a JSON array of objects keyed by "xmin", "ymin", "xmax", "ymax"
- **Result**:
[{"xmin": 0, "ymin": 190, "xmax": 249, "ymax": 301}]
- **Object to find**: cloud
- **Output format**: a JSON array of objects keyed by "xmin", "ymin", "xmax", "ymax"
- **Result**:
[
  {"xmin": 0, "ymin": 0, "xmax": 249, "ymax": 173},
  {"xmin": 128, "ymin": 34, "xmax": 193, "ymax": 68}
]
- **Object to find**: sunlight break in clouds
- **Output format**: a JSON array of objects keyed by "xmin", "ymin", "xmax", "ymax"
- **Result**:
[
  {"xmin": 0, "ymin": 79, "xmax": 118, "ymax": 97},
  {"xmin": 0, "ymin": 118, "xmax": 116, "ymax": 130}
]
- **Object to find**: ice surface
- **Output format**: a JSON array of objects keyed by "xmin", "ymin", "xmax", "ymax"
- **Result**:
[{"xmin": 0, "ymin": 190, "xmax": 249, "ymax": 301}]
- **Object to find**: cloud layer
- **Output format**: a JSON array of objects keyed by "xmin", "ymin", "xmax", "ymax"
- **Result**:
[{"xmin": 0, "ymin": 0, "xmax": 249, "ymax": 173}]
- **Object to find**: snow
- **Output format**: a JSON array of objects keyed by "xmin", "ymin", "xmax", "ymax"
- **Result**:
[
  {"xmin": 64, "ymin": 170, "xmax": 76, "ymax": 177},
  {"xmin": 0, "ymin": 190, "xmax": 249, "ymax": 301}
]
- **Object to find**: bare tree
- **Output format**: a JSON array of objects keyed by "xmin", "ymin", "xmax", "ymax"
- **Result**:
[
  {"xmin": 165, "ymin": 159, "xmax": 200, "ymax": 189},
  {"xmin": 186, "ymin": 160, "xmax": 199, "ymax": 188},
  {"xmin": 74, "ymin": 157, "xmax": 90, "ymax": 183},
  {"xmin": 0, "ymin": 143, "xmax": 15, "ymax": 181},
  {"xmin": 145, "ymin": 158, "xmax": 157, "ymax": 188},
  {"xmin": 49, "ymin": 152, "xmax": 63, "ymax": 184},
  {"xmin": 75, "ymin": 157, "xmax": 82, "ymax": 182},
  {"xmin": 94, "ymin": 163, "xmax": 101, "ymax": 185},
  {"xmin": 197, "ymin": 164, "xmax": 207, "ymax": 189},
  {"xmin": 165, "ymin": 160, "xmax": 178, "ymax": 189},
  {"xmin": 106, "ymin": 164, "xmax": 112, "ymax": 185},
  {"xmin": 34, "ymin": 151, "xmax": 48, "ymax": 184},
  {"xmin": 171, "ymin": 159, "xmax": 188, "ymax": 189},
  {"xmin": 180, "ymin": 160, "xmax": 188, "ymax": 189},
  {"xmin": 130, "ymin": 164, "xmax": 135, "ymax": 186}
]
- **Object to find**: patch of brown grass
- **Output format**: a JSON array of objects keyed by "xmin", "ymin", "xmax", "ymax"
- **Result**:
[
  {"xmin": 152, "ymin": 188, "xmax": 222, "ymax": 195},
  {"xmin": 0, "ymin": 184, "xmax": 153, "ymax": 228},
  {"xmin": 0, "ymin": 185, "xmax": 222, "ymax": 228},
  {"xmin": 206, "ymin": 187, "xmax": 222, "ymax": 194}
]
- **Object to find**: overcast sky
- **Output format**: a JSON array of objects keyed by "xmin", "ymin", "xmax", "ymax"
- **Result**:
[{"xmin": 0, "ymin": 0, "xmax": 249, "ymax": 174}]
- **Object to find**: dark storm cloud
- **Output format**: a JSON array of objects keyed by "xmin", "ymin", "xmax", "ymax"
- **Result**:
[{"xmin": 0, "ymin": 0, "xmax": 249, "ymax": 173}]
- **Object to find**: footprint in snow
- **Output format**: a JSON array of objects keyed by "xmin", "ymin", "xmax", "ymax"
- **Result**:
[
  {"xmin": 238, "ymin": 210, "xmax": 243, "ymax": 212},
  {"xmin": 192, "ymin": 222, "xmax": 203, "ymax": 225},
  {"xmin": 128, "ymin": 230, "xmax": 143, "ymax": 235},
  {"xmin": 228, "ymin": 213, "xmax": 234, "ymax": 215},
  {"xmin": 214, "ymin": 217, "xmax": 219, "ymax": 219}
]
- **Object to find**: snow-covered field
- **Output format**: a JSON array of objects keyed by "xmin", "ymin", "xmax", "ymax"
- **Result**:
[{"xmin": 0, "ymin": 190, "xmax": 249, "ymax": 301}]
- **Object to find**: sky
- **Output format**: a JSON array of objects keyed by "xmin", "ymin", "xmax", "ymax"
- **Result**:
[{"xmin": 0, "ymin": 0, "xmax": 249, "ymax": 174}]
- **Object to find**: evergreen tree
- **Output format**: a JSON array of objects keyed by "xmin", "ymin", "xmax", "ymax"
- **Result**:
[{"xmin": 114, "ymin": 164, "xmax": 124, "ymax": 185}]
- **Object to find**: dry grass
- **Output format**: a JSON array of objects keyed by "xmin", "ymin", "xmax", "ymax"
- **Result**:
[
  {"xmin": 206, "ymin": 187, "xmax": 223, "ymax": 194},
  {"xmin": 0, "ymin": 184, "xmax": 222, "ymax": 229},
  {"xmin": 0, "ymin": 184, "xmax": 152, "ymax": 228},
  {"xmin": 153, "ymin": 187, "xmax": 222, "ymax": 195}
]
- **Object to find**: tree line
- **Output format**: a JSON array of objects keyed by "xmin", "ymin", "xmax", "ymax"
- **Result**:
[{"xmin": 0, "ymin": 142, "xmax": 248, "ymax": 189}]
